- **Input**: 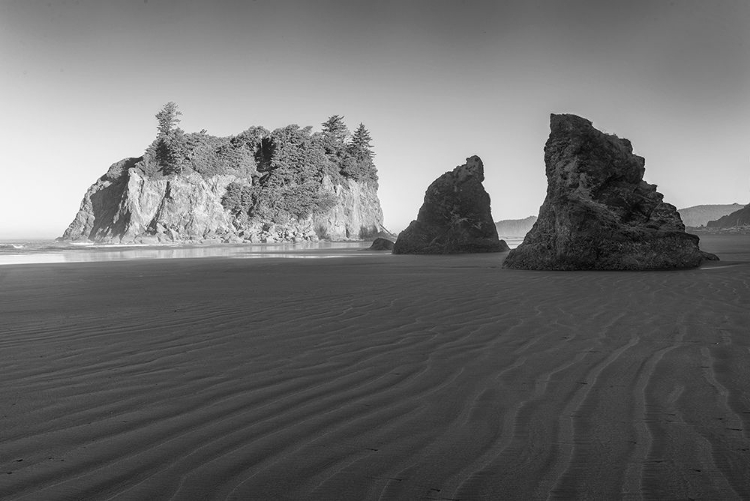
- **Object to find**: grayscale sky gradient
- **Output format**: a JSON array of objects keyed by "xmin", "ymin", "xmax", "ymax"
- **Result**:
[{"xmin": 1, "ymin": 0, "xmax": 748, "ymax": 238}]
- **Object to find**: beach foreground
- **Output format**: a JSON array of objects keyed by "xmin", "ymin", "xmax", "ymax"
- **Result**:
[{"xmin": 1, "ymin": 235, "xmax": 749, "ymax": 500}]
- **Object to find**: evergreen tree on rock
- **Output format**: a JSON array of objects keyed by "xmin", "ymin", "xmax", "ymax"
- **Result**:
[
  {"xmin": 349, "ymin": 123, "xmax": 374, "ymax": 161},
  {"xmin": 154, "ymin": 102, "xmax": 185, "ymax": 175},
  {"xmin": 321, "ymin": 115, "xmax": 350, "ymax": 155},
  {"xmin": 155, "ymin": 102, "xmax": 182, "ymax": 138}
]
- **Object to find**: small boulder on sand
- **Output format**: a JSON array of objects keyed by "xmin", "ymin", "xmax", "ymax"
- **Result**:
[{"xmin": 368, "ymin": 238, "xmax": 395, "ymax": 251}]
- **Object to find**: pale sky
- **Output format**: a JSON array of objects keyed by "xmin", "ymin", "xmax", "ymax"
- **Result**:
[{"xmin": 1, "ymin": 0, "xmax": 749, "ymax": 239}]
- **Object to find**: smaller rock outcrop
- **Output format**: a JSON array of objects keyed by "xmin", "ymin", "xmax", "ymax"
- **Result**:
[
  {"xmin": 368, "ymin": 238, "xmax": 395, "ymax": 251},
  {"xmin": 504, "ymin": 114, "xmax": 717, "ymax": 270},
  {"xmin": 393, "ymin": 156, "xmax": 508, "ymax": 254}
]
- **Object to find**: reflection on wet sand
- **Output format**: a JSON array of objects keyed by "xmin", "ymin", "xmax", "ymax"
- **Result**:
[
  {"xmin": 0, "ymin": 242, "xmax": 381, "ymax": 265},
  {"xmin": 0, "ymin": 239, "xmax": 528, "ymax": 266}
]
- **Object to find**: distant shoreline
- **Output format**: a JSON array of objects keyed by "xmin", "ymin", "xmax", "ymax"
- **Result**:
[{"xmin": 687, "ymin": 226, "xmax": 750, "ymax": 235}]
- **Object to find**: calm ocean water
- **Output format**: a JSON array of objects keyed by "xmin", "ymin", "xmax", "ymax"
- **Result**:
[{"xmin": 0, "ymin": 238, "xmax": 524, "ymax": 266}]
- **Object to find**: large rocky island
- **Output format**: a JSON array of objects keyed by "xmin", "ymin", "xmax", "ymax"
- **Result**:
[
  {"xmin": 62, "ymin": 104, "xmax": 386, "ymax": 244},
  {"xmin": 504, "ymin": 114, "xmax": 717, "ymax": 270}
]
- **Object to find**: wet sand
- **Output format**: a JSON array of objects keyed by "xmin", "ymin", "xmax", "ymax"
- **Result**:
[{"xmin": 1, "ymin": 234, "xmax": 749, "ymax": 500}]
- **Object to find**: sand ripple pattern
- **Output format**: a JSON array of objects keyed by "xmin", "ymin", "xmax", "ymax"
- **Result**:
[{"xmin": 1, "ymin": 250, "xmax": 749, "ymax": 500}]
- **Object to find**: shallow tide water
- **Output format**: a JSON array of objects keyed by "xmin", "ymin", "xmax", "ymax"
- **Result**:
[{"xmin": 0, "ymin": 238, "xmax": 526, "ymax": 265}]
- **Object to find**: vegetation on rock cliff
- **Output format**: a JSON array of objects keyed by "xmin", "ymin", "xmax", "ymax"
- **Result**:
[
  {"xmin": 222, "ymin": 181, "xmax": 337, "ymax": 223},
  {"xmin": 133, "ymin": 103, "xmax": 378, "ymax": 224}
]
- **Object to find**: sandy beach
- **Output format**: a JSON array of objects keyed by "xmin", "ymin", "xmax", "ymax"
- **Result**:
[{"xmin": 1, "ymin": 234, "xmax": 749, "ymax": 500}]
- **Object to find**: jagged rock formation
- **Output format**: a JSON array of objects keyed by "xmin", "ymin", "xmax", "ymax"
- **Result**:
[
  {"xmin": 368, "ymin": 238, "xmax": 395, "ymax": 251},
  {"xmin": 495, "ymin": 216, "xmax": 538, "ymax": 237},
  {"xmin": 679, "ymin": 204, "xmax": 745, "ymax": 227},
  {"xmin": 706, "ymin": 204, "xmax": 750, "ymax": 229},
  {"xmin": 393, "ymin": 156, "xmax": 508, "ymax": 254},
  {"xmin": 61, "ymin": 110, "xmax": 386, "ymax": 244},
  {"xmin": 62, "ymin": 159, "xmax": 384, "ymax": 243},
  {"xmin": 504, "ymin": 114, "xmax": 717, "ymax": 270}
]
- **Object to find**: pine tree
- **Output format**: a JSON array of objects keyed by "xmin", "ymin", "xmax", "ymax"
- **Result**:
[
  {"xmin": 350, "ymin": 123, "xmax": 374, "ymax": 160},
  {"xmin": 155, "ymin": 102, "xmax": 182, "ymax": 137},
  {"xmin": 341, "ymin": 123, "xmax": 378, "ymax": 185},
  {"xmin": 321, "ymin": 115, "xmax": 350, "ymax": 149},
  {"xmin": 154, "ymin": 102, "xmax": 185, "ymax": 174}
]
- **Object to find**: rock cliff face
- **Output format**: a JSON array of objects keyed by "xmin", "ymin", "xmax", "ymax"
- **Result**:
[
  {"xmin": 62, "ymin": 158, "xmax": 385, "ymax": 244},
  {"xmin": 311, "ymin": 176, "xmax": 385, "ymax": 241},
  {"xmin": 393, "ymin": 156, "xmax": 508, "ymax": 254},
  {"xmin": 503, "ymin": 114, "xmax": 717, "ymax": 270}
]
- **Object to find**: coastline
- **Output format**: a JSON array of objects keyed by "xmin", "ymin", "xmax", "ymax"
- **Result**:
[
  {"xmin": 0, "ymin": 240, "xmax": 395, "ymax": 266},
  {"xmin": 0, "ymin": 238, "xmax": 523, "ymax": 266}
]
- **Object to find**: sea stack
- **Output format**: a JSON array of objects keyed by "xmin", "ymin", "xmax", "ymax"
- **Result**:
[
  {"xmin": 503, "ymin": 114, "xmax": 718, "ymax": 270},
  {"xmin": 60, "ymin": 108, "xmax": 387, "ymax": 244},
  {"xmin": 393, "ymin": 155, "xmax": 508, "ymax": 254}
]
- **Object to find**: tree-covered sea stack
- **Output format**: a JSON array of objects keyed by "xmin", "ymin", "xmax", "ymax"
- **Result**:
[{"xmin": 62, "ymin": 104, "xmax": 386, "ymax": 244}]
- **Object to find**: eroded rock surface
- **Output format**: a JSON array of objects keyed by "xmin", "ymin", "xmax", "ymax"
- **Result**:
[
  {"xmin": 503, "ymin": 114, "xmax": 717, "ymax": 270},
  {"xmin": 61, "ymin": 159, "xmax": 385, "ymax": 244},
  {"xmin": 393, "ymin": 156, "xmax": 508, "ymax": 254}
]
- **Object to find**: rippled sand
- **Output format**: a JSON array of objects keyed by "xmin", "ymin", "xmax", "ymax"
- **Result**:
[{"xmin": 1, "ymin": 235, "xmax": 749, "ymax": 500}]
